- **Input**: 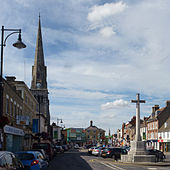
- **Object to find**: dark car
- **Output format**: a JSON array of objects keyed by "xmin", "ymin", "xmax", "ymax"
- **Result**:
[
  {"xmin": 101, "ymin": 147, "xmax": 127, "ymax": 160},
  {"xmin": 32, "ymin": 142, "xmax": 54, "ymax": 160},
  {"xmin": 62, "ymin": 145, "xmax": 69, "ymax": 151},
  {"xmin": 147, "ymin": 149, "xmax": 166, "ymax": 162},
  {"xmin": 0, "ymin": 151, "xmax": 24, "ymax": 170},
  {"xmin": 55, "ymin": 146, "xmax": 64, "ymax": 153}
]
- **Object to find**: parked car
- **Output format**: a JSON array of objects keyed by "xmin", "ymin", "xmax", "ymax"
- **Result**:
[
  {"xmin": 147, "ymin": 149, "xmax": 166, "ymax": 162},
  {"xmin": 88, "ymin": 146, "xmax": 97, "ymax": 155},
  {"xmin": 85, "ymin": 144, "xmax": 94, "ymax": 149},
  {"xmin": 0, "ymin": 151, "xmax": 24, "ymax": 170},
  {"xmin": 74, "ymin": 144, "xmax": 80, "ymax": 149},
  {"xmin": 32, "ymin": 142, "xmax": 54, "ymax": 160},
  {"xmin": 15, "ymin": 151, "xmax": 48, "ymax": 170},
  {"xmin": 101, "ymin": 147, "xmax": 127, "ymax": 160},
  {"xmin": 29, "ymin": 149, "xmax": 49, "ymax": 162},
  {"xmin": 62, "ymin": 145, "xmax": 69, "ymax": 151},
  {"xmin": 98, "ymin": 147, "xmax": 106, "ymax": 156},
  {"xmin": 55, "ymin": 146, "xmax": 64, "ymax": 153},
  {"xmin": 121, "ymin": 146, "xmax": 130, "ymax": 152},
  {"xmin": 92, "ymin": 147, "xmax": 101, "ymax": 156}
]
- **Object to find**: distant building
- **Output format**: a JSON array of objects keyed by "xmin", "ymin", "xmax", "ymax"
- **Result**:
[
  {"xmin": 66, "ymin": 128, "xmax": 86, "ymax": 146},
  {"xmin": 85, "ymin": 121, "xmax": 105, "ymax": 145}
]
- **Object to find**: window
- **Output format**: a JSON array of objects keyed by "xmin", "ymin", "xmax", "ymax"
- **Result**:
[
  {"xmin": 163, "ymin": 132, "xmax": 165, "ymax": 138},
  {"xmin": 164, "ymin": 122, "xmax": 167, "ymax": 128},
  {"xmin": 6, "ymin": 98, "xmax": 9, "ymax": 114},
  {"xmin": 10, "ymin": 100, "xmax": 13, "ymax": 116},
  {"xmin": 167, "ymin": 132, "xmax": 169, "ymax": 139},
  {"xmin": 14, "ymin": 104, "xmax": 17, "ymax": 118},
  {"xmin": 155, "ymin": 122, "xmax": 157, "ymax": 129}
]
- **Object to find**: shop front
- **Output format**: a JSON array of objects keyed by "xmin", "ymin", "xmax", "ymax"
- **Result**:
[
  {"xmin": 158, "ymin": 139, "xmax": 170, "ymax": 152},
  {"xmin": 3, "ymin": 125, "xmax": 24, "ymax": 152}
]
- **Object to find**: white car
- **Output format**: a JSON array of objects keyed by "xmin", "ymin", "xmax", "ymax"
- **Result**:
[
  {"xmin": 74, "ymin": 144, "xmax": 80, "ymax": 149},
  {"xmin": 92, "ymin": 147, "xmax": 100, "ymax": 156}
]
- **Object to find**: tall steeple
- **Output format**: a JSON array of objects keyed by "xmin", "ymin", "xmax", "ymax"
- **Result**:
[
  {"xmin": 31, "ymin": 15, "xmax": 47, "ymax": 89},
  {"xmin": 31, "ymin": 16, "xmax": 50, "ymax": 133}
]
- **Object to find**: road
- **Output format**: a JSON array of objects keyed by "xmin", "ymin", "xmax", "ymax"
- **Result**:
[{"xmin": 48, "ymin": 149, "xmax": 170, "ymax": 170}]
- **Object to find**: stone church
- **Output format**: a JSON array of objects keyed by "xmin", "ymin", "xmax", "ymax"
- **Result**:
[{"xmin": 30, "ymin": 16, "xmax": 50, "ymax": 133}]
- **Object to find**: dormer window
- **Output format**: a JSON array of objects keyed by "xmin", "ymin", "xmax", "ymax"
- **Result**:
[{"xmin": 164, "ymin": 122, "xmax": 167, "ymax": 128}]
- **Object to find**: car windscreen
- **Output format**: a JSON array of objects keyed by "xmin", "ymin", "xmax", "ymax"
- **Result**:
[{"xmin": 15, "ymin": 153, "xmax": 34, "ymax": 160}]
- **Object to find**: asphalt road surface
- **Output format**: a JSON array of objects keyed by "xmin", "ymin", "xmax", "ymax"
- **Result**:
[{"xmin": 48, "ymin": 149, "xmax": 170, "ymax": 170}]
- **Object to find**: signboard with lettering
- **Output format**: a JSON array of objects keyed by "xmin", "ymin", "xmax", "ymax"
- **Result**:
[{"xmin": 3, "ymin": 125, "xmax": 24, "ymax": 136}]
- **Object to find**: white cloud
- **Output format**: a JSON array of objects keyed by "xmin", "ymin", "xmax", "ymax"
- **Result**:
[
  {"xmin": 99, "ymin": 26, "xmax": 116, "ymax": 37},
  {"xmin": 87, "ymin": 1, "xmax": 128, "ymax": 22},
  {"xmin": 101, "ymin": 99, "xmax": 129, "ymax": 110}
]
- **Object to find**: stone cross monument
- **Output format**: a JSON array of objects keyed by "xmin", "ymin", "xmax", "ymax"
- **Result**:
[
  {"xmin": 131, "ymin": 93, "xmax": 145, "ymax": 141},
  {"xmin": 121, "ymin": 93, "xmax": 156, "ymax": 162}
]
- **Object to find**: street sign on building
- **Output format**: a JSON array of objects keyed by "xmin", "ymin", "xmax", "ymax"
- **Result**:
[{"xmin": 16, "ymin": 115, "xmax": 30, "ymax": 125}]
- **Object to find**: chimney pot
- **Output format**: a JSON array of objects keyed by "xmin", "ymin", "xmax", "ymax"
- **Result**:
[{"xmin": 90, "ymin": 120, "xmax": 93, "ymax": 126}]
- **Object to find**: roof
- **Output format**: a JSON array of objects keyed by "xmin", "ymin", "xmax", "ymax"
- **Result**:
[{"xmin": 0, "ymin": 151, "xmax": 14, "ymax": 157}]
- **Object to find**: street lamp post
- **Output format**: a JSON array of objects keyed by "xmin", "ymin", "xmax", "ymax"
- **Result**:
[
  {"xmin": 0, "ymin": 25, "xmax": 26, "ymax": 118},
  {"xmin": 0, "ymin": 25, "xmax": 26, "ymax": 150}
]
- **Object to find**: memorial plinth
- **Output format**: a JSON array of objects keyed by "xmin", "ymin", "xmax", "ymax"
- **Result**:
[{"xmin": 121, "ymin": 93, "xmax": 156, "ymax": 163}]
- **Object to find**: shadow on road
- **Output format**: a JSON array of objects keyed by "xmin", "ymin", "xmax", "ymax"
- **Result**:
[{"xmin": 48, "ymin": 149, "xmax": 93, "ymax": 170}]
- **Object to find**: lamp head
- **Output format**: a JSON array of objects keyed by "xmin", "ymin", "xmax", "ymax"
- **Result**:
[{"xmin": 13, "ymin": 33, "xmax": 26, "ymax": 49}]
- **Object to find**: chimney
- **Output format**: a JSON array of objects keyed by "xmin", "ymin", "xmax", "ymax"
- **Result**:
[
  {"xmin": 166, "ymin": 101, "xmax": 170, "ymax": 107},
  {"xmin": 90, "ymin": 120, "xmax": 93, "ymax": 126},
  {"xmin": 151, "ymin": 105, "xmax": 159, "ymax": 117}
]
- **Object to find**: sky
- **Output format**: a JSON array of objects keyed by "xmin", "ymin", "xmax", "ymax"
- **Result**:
[{"xmin": 1, "ymin": 0, "xmax": 170, "ymax": 135}]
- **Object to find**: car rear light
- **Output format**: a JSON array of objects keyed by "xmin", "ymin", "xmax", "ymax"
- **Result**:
[
  {"xmin": 31, "ymin": 160, "xmax": 39, "ymax": 166},
  {"xmin": 107, "ymin": 151, "xmax": 111, "ymax": 154}
]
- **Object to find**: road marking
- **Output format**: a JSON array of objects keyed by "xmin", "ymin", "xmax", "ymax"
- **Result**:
[
  {"xmin": 89, "ymin": 159, "xmax": 95, "ymax": 162},
  {"xmin": 100, "ymin": 162, "xmax": 125, "ymax": 170},
  {"xmin": 147, "ymin": 168, "xmax": 158, "ymax": 170}
]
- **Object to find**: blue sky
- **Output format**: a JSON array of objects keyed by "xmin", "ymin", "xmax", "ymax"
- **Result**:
[{"xmin": 1, "ymin": 0, "xmax": 170, "ymax": 135}]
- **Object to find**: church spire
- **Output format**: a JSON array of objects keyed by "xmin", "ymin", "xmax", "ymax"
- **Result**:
[{"xmin": 31, "ymin": 16, "xmax": 47, "ymax": 89}]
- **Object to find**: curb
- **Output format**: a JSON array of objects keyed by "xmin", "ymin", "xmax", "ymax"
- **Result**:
[{"xmin": 114, "ymin": 160, "xmax": 170, "ymax": 167}]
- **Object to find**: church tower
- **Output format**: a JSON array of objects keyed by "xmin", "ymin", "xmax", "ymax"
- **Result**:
[{"xmin": 31, "ymin": 16, "xmax": 50, "ymax": 132}]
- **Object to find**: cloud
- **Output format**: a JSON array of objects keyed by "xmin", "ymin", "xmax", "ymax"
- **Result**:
[
  {"xmin": 101, "ymin": 99, "xmax": 129, "ymax": 110},
  {"xmin": 87, "ymin": 1, "xmax": 128, "ymax": 22},
  {"xmin": 99, "ymin": 26, "xmax": 116, "ymax": 37}
]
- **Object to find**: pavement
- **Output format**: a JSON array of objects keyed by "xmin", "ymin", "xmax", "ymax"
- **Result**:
[{"xmin": 117, "ymin": 152, "xmax": 170, "ymax": 166}]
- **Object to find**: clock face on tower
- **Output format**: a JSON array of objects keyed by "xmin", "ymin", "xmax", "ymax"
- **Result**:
[{"xmin": 36, "ymin": 82, "xmax": 41, "ymax": 88}]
